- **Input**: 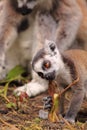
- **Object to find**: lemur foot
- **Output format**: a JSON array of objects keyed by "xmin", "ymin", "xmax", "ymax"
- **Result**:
[
  {"xmin": 43, "ymin": 96, "xmax": 53, "ymax": 111},
  {"xmin": 42, "ymin": 96, "xmax": 75, "ymax": 124},
  {"xmin": 64, "ymin": 116, "xmax": 75, "ymax": 124}
]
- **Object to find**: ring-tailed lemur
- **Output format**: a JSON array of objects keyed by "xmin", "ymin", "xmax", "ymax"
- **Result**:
[{"xmin": 31, "ymin": 40, "xmax": 87, "ymax": 123}]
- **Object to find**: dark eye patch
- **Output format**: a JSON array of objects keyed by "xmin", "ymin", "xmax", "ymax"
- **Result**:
[{"xmin": 37, "ymin": 72, "xmax": 44, "ymax": 78}]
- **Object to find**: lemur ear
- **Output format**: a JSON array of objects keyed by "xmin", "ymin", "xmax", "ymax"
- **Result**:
[{"xmin": 44, "ymin": 39, "xmax": 56, "ymax": 54}]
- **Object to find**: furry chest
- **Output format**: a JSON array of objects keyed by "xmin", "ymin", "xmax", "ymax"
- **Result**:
[{"xmin": 36, "ymin": 12, "xmax": 58, "ymax": 42}]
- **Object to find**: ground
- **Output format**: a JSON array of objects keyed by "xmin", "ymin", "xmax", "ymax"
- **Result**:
[{"xmin": 0, "ymin": 81, "xmax": 87, "ymax": 130}]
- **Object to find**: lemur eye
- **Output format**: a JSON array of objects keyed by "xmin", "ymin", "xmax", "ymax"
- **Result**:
[{"xmin": 42, "ymin": 60, "xmax": 51, "ymax": 70}]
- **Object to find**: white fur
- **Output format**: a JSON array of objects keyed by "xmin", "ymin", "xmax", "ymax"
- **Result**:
[
  {"xmin": 18, "ymin": 0, "xmax": 38, "ymax": 9},
  {"xmin": 34, "ymin": 59, "xmax": 43, "ymax": 73},
  {"xmin": 18, "ymin": 0, "xmax": 24, "ymax": 8},
  {"xmin": 27, "ymin": 1, "xmax": 38, "ymax": 9},
  {"xmin": 14, "ymin": 72, "xmax": 49, "ymax": 97}
]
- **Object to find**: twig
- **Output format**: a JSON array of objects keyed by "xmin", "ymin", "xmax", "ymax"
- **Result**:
[
  {"xmin": 58, "ymin": 77, "xmax": 79, "ymax": 97},
  {"xmin": 0, "ymin": 94, "xmax": 17, "ymax": 114},
  {"xmin": 0, "ymin": 117, "xmax": 19, "ymax": 130},
  {"xmin": 1, "ymin": 94, "xmax": 10, "ymax": 103},
  {"xmin": 62, "ymin": 117, "xmax": 77, "ymax": 130},
  {"xmin": 48, "ymin": 77, "xmax": 79, "ymax": 123}
]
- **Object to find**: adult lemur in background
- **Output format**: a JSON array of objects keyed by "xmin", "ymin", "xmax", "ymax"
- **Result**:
[
  {"xmin": 0, "ymin": 0, "xmax": 87, "ymax": 97},
  {"xmin": 32, "ymin": 40, "xmax": 87, "ymax": 123}
]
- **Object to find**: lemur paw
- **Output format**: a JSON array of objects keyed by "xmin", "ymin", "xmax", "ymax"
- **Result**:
[
  {"xmin": 14, "ymin": 80, "xmax": 48, "ymax": 97},
  {"xmin": 14, "ymin": 85, "xmax": 27, "ymax": 96}
]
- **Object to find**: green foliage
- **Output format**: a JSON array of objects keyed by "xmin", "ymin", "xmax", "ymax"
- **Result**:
[
  {"xmin": 6, "ymin": 102, "xmax": 16, "ymax": 109},
  {"xmin": 0, "ymin": 65, "xmax": 26, "ymax": 97},
  {"xmin": 34, "ymin": 118, "xmax": 42, "ymax": 124},
  {"xmin": 6, "ymin": 65, "xmax": 25, "ymax": 80}
]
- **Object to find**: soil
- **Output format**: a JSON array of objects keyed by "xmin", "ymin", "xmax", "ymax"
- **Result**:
[{"xmin": 0, "ymin": 83, "xmax": 87, "ymax": 130}]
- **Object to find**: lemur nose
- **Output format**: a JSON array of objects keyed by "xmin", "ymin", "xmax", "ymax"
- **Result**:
[{"xmin": 45, "ymin": 71, "xmax": 55, "ymax": 80}]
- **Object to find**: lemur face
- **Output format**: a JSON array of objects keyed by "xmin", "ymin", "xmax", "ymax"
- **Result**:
[
  {"xmin": 32, "ymin": 40, "xmax": 63, "ymax": 81},
  {"xmin": 11, "ymin": 0, "xmax": 38, "ymax": 15}
]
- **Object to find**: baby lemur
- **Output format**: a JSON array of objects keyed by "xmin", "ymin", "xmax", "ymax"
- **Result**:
[
  {"xmin": 32, "ymin": 40, "xmax": 87, "ymax": 123},
  {"xmin": 0, "ymin": 0, "xmax": 87, "ymax": 98}
]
